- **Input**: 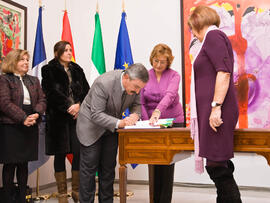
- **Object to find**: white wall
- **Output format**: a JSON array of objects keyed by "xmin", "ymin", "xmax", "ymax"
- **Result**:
[{"xmin": 2, "ymin": 0, "xmax": 270, "ymax": 189}]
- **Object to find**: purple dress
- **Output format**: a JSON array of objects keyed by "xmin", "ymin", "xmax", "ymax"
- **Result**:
[
  {"xmin": 194, "ymin": 30, "xmax": 239, "ymax": 161},
  {"xmin": 141, "ymin": 68, "xmax": 184, "ymax": 123}
]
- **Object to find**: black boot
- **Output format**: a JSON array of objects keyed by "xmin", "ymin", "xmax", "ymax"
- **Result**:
[
  {"xmin": 227, "ymin": 160, "xmax": 235, "ymax": 173},
  {"xmin": 206, "ymin": 161, "xmax": 242, "ymax": 203}
]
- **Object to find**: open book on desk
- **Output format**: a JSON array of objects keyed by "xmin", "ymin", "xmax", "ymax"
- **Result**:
[{"xmin": 124, "ymin": 118, "xmax": 175, "ymax": 129}]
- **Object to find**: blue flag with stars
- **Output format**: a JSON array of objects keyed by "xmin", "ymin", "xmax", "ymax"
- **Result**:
[
  {"xmin": 114, "ymin": 12, "xmax": 137, "ymax": 169},
  {"xmin": 114, "ymin": 12, "xmax": 133, "ymax": 70},
  {"xmin": 114, "ymin": 11, "xmax": 134, "ymax": 119}
]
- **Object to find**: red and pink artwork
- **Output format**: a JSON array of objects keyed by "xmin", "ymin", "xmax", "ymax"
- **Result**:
[
  {"xmin": 182, "ymin": 0, "xmax": 270, "ymax": 129},
  {"xmin": 0, "ymin": 0, "xmax": 26, "ymax": 63}
]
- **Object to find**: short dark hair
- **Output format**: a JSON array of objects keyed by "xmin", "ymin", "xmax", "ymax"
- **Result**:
[
  {"xmin": 124, "ymin": 63, "xmax": 149, "ymax": 83},
  {"xmin": 54, "ymin": 40, "xmax": 71, "ymax": 60}
]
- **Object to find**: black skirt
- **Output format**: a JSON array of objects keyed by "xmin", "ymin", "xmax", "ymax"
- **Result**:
[{"xmin": 0, "ymin": 105, "xmax": 38, "ymax": 163}]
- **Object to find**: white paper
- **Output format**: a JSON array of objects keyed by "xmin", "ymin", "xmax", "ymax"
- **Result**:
[{"xmin": 124, "ymin": 118, "xmax": 174, "ymax": 129}]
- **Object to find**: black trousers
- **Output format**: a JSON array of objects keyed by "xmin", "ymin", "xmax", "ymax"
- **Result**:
[
  {"xmin": 2, "ymin": 162, "xmax": 28, "ymax": 203},
  {"xmin": 150, "ymin": 164, "xmax": 175, "ymax": 203},
  {"xmin": 79, "ymin": 131, "xmax": 118, "ymax": 203},
  {"xmin": 150, "ymin": 123, "xmax": 183, "ymax": 203}
]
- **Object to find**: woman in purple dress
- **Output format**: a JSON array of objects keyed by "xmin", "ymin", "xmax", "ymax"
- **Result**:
[
  {"xmin": 141, "ymin": 44, "xmax": 184, "ymax": 203},
  {"xmin": 188, "ymin": 6, "xmax": 241, "ymax": 203}
]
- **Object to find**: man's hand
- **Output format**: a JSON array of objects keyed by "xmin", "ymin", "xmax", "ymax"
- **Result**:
[
  {"xmin": 118, "ymin": 119, "xmax": 127, "ymax": 129},
  {"xmin": 123, "ymin": 113, "xmax": 139, "ymax": 126}
]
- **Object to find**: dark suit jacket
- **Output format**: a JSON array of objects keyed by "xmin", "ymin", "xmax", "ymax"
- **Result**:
[
  {"xmin": 77, "ymin": 70, "xmax": 141, "ymax": 146},
  {"xmin": 0, "ymin": 73, "xmax": 46, "ymax": 124}
]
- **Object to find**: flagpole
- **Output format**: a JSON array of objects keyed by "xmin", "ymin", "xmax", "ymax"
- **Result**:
[
  {"xmin": 35, "ymin": 2, "xmax": 42, "ymax": 198},
  {"xmin": 96, "ymin": 1, "xmax": 99, "ymax": 13},
  {"xmin": 31, "ymin": 1, "xmax": 51, "ymax": 200},
  {"xmin": 36, "ymin": 168, "xmax": 39, "ymax": 197},
  {"xmin": 122, "ymin": 0, "xmax": 125, "ymax": 12},
  {"xmin": 35, "ymin": 2, "xmax": 41, "ymax": 196},
  {"xmin": 64, "ymin": 0, "xmax": 67, "ymax": 11},
  {"xmin": 36, "ymin": 3, "xmax": 41, "ymax": 199}
]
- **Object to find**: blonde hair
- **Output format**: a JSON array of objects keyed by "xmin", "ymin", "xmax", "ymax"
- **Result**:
[
  {"xmin": 188, "ymin": 5, "xmax": 220, "ymax": 33},
  {"xmin": 1, "ymin": 49, "xmax": 29, "ymax": 74},
  {"xmin": 149, "ymin": 43, "xmax": 174, "ymax": 68}
]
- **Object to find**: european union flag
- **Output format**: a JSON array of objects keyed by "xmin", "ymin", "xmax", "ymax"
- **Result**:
[
  {"xmin": 114, "ymin": 12, "xmax": 137, "ymax": 169},
  {"xmin": 114, "ymin": 12, "xmax": 134, "ymax": 118},
  {"xmin": 114, "ymin": 12, "xmax": 134, "ymax": 70}
]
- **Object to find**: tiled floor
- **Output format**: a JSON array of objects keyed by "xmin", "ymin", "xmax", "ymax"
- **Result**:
[{"xmin": 33, "ymin": 183, "xmax": 270, "ymax": 203}]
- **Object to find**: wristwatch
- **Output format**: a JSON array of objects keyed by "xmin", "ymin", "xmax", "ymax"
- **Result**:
[{"xmin": 211, "ymin": 101, "xmax": 222, "ymax": 108}]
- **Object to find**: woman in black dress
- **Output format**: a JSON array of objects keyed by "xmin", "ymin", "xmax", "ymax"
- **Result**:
[
  {"xmin": 0, "ymin": 49, "xmax": 46, "ymax": 203},
  {"xmin": 41, "ymin": 41, "xmax": 89, "ymax": 203}
]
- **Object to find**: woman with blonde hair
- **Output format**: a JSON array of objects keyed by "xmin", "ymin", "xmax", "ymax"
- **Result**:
[
  {"xmin": 0, "ymin": 49, "xmax": 46, "ymax": 203},
  {"xmin": 188, "ymin": 5, "xmax": 241, "ymax": 202}
]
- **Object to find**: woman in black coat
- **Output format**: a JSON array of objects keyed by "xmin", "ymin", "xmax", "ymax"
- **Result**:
[
  {"xmin": 41, "ymin": 41, "xmax": 89, "ymax": 203},
  {"xmin": 0, "ymin": 49, "xmax": 46, "ymax": 203}
]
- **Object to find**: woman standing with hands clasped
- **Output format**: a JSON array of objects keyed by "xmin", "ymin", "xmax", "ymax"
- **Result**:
[
  {"xmin": 0, "ymin": 49, "xmax": 46, "ymax": 203},
  {"xmin": 140, "ymin": 43, "xmax": 184, "ymax": 203},
  {"xmin": 188, "ymin": 5, "xmax": 241, "ymax": 202},
  {"xmin": 42, "ymin": 41, "xmax": 89, "ymax": 203}
]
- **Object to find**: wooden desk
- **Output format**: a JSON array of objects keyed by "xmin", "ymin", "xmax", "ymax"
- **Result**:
[{"xmin": 118, "ymin": 128, "xmax": 270, "ymax": 203}]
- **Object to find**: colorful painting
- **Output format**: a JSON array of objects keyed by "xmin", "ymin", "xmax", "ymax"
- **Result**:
[
  {"xmin": 0, "ymin": 0, "xmax": 27, "ymax": 62},
  {"xmin": 181, "ymin": 0, "xmax": 270, "ymax": 129}
]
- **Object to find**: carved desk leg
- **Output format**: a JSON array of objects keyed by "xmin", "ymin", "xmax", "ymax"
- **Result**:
[
  {"xmin": 256, "ymin": 152, "xmax": 270, "ymax": 166},
  {"xmin": 119, "ymin": 164, "xmax": 127, "ymax": 203}
]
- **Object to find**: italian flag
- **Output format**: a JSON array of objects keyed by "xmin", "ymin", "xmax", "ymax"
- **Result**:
[{"xmin": 89, "ymin": 12, "xmax": 106, "ymax": 86}]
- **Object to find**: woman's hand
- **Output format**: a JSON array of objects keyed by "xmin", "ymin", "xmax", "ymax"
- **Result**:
[
  {"xmin": 209, "ymin": 106, "xmax": 223, "ymax": 132},
  {"xmin": 23, "ymin": 115, "xmax": 37, "ymax": 127},
  {"xmin": 28, "ymin": 113, "xmax": 39, "ymax": 120},
  {"xmin": 67, "ymin": 103, "xmax": 80, "ymax": 118},
  {"xmin": 149, "ymin": 109, "xmax": 161, "ymax": 125}
]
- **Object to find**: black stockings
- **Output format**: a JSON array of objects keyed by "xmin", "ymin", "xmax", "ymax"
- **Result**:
[
  {"xmin": 54, "ymin": 153, "xmax": 80, "ymax": 172},
  {"xmin": 2, "ymin": 162, "xmax": 28, "ymax": 203}
]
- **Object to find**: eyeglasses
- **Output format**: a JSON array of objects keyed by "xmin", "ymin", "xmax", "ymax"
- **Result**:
[{"xmin": 153, "ymin": 59, "xmax": 168, "ymax": 65}]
